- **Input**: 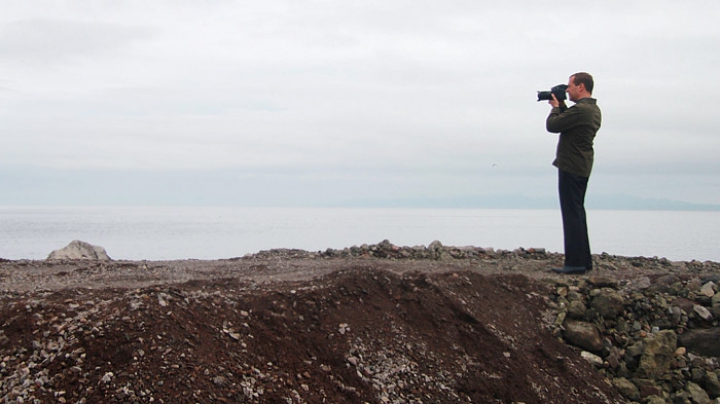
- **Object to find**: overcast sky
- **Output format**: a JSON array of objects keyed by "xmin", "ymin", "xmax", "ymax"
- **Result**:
[{"xmin": 2, "ymin": 1, "xmax": 720, "ymax": 208}]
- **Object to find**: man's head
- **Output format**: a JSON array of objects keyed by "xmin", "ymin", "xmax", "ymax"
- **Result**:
[{"xmin": 567, "ymin": 72, "xmax": 594, "ymax": 102}]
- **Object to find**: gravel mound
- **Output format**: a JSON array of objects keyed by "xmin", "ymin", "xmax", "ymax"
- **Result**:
[{"xmin": 2, "ymin": 240, "xmax": 720, "ymax": 403}]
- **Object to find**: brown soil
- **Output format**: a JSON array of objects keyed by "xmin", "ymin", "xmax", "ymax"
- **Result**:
[{"xmin": 0, "ymin": 251, "xmax": 661, "ymax": 403}]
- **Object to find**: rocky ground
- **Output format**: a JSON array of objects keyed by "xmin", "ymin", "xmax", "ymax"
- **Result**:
[{"xmin": 2, "ymin": 240, "xmax": 720, "ymax": 403}]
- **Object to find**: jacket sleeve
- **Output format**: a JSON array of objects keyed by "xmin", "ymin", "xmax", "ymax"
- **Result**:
[{"xmin": 546, "ymin": 105, "xmax": 585, "ymax": 133}]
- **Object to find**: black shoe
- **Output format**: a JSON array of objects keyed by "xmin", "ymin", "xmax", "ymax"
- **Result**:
[{"xmin": 551, "ymin": 266, "xmax": 588, "ymax": 275}]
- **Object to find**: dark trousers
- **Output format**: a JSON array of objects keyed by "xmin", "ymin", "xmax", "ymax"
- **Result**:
[{"xmin": 558, "ymin": 169, "xmax": 592, "ymax": 269}]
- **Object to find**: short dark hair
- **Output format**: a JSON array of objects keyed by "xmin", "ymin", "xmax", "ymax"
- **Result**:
[{"xmin": 572, "ymin": 72, "xmax": 594, "ymax": 94}]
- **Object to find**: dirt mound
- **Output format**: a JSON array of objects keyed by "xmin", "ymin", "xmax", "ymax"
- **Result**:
[{"xmin": 1, "ymin": 265, "xmax": 623, "ymax": 403}]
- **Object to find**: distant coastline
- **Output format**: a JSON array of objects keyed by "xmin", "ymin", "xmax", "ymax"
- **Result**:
[{"xmin": 344, "ymin": 194, "xmax": 720, "ymax": 211}]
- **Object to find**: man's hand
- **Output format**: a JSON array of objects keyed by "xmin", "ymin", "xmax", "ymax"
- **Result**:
[
  {"xmin": 549, "ymin": 93, "xmax": 560, "ymax": 108},
  {"xmin": 549, "ymin": 93, "xmax": 566, "ymax": 110}
]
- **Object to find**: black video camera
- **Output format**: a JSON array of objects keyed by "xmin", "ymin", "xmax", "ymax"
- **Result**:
[{"xmin": 537, "ymin": 84, "xmax": 568, "ymax": 102}]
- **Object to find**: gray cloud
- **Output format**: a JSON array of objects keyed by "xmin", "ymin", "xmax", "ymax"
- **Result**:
[
  {"xmin": 0, "ymin": 19, "xmax": 156, "ymax": 64},
  {"xmin": 1, "ymin": 1, "xmax": 720, "ymax": 208}
]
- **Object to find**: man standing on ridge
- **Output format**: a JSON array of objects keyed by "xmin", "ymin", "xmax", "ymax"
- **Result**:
[{"xmin": 546, "ymin": 72, "xmax": 602, "ymax": 275}]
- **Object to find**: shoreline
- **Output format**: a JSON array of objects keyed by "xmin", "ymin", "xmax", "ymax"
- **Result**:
[{"xmin": 3, "ymin": 241, "xmax": 720, "ymax": 293}]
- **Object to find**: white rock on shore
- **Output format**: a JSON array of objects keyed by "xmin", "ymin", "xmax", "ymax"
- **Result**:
[{"xmin": 47, "ymin": 240, "xmax": 112, "ymax": 261}]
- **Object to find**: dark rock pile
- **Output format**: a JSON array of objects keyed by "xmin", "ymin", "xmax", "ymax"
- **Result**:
[
  {"xmin": 550, "ymin": 271, "xmax": 720, "ymax": 403},
  {"xmin": 256, "ymin": 239, "xmax": 547, "ymax": 261}
]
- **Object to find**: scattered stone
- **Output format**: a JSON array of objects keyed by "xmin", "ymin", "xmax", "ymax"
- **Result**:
[
  {"xmin": 644, "ymin": 396, "xmax": 666, "ymax": 404},
  {"xmin": 612, "ymin": 377, "xmax": 640, "ymax": 401},
  {"xmin": 580, "ymin": 351, "xmax": 604, "ymax": 367},
  {"xmin": 567, "ymin": 300, "xmax": 587, "ymax": 319},
  {"xmin": 102, "ymin": 372, "xmax": 115, "ymax": 383},
  {"xmin": 563, "ymin": 320, "xmax": 604, "ymax": 353},
  {"xmin": 694, "ymin": 304, "xmax": 713, "ymax": 321},
  {"xmin": 587, "ymin": 277, "xmax": 617, "ymax": 288},
  {"xmin": 633, "ymin": 379, "xmax": 663, "ymax": 400},
  {"xmin": 589, "ymin": 289, "xmax": 624, "ymax": 319},
  {"xmin": 634, "ymin": 276, "xmax": 652, "ymax": 290},
  {"xmin": 700, "ymin": 282, "xmax": 716, "ymax": 297},
  {"xmin": 213, "ymin": 376, "xmax": 227, "ymax": 386}
]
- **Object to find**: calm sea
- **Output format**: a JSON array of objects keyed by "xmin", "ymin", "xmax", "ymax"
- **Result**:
[{"xmin": 0, "ymin": 207, "xmax": 718, "ymax": 262}]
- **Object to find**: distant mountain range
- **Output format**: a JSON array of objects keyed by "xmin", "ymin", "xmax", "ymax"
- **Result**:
[{"xmin": 343, "ymin": 194, "xmax": 720, "ymax": 211}]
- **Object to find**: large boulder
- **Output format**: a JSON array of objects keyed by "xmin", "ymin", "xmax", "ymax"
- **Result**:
[
  {"xmin": 612, "ymin": 377, "xmax": 640, "ymax": 402},
  {"xmin": 589, "ymin": 289, "xmax": 625, "ymax": 319},
  {"xmin": 678, "ymin": 327, "xmax": 720, "ymax": 357},
  {"xmin": 704, "ymin": 370, "xmax": 720, "ymax": 399},
  {"xmin": 563, "ymin": 319, "xmax": 604, "ymax": 353},
  {"xmin": 567, "ymin": 300, "xmax": 588, "ymax": 320},
  {"xmin": 636, "ymin": 330, "xmax": 677, "ymax": 380},
  {"xmin": 686, "ymin": 381, "xmax": 712, "ymax": 404},
  {"xmin": 47, "ymin": 240, "xmax": 112, "ymax": 261}
]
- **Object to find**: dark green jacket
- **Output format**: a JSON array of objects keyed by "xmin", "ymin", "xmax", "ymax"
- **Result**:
[{"xmin": 546, "ymin": 97, "xmax": 602, "ymax": 177}]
